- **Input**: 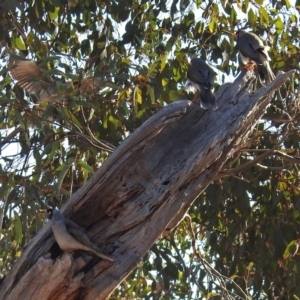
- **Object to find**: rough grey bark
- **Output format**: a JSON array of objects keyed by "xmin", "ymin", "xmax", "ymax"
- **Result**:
[{"xmin": 0, "ymin": 69, "xmax": 294, "ymax": 300}]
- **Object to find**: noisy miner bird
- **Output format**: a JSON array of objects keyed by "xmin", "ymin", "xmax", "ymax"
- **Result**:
[
  {"xmin": 8, "ymin": 53, "xmax": 104, "ymax": 102},
  {"xmin": 42, "ymin": 208, "xmax": 114, "ymax": 261},
  {"xmin": 185, "ymin": 58, "xmax": 217, "ymax": 110},
  {"xmin": 235, "ymin": 30, "xmax": 275, "ymax": 86}
]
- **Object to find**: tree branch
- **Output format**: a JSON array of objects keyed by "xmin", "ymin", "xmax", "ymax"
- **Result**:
[{"xmin": 0, "ymin": 70, "xmax": 295, "ymax": 300}]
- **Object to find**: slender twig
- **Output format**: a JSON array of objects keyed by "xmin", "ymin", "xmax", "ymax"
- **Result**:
[
  {"xmin": 256, "ymin": 163, "xmax": 289, "ymax": 171},
  {"xmin": 185, "ymin": 216, "xmax": 249, "ymax": 299},
  {"xmin": 217, "ymin": 121, "xmax": 298, "ymax": 180},
  {"xmin": 216, "ymin": 148, "xmax": 275, "ymax": 180},
  {"xmin": 1, "ymin": 127, "xmax": 22, "ymax": 146},
  {"xmin": 239, "ymin": 149, "xmax": 300, "ymax": 167}
]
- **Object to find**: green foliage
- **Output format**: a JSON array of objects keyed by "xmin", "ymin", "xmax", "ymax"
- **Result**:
[{"xmin": 0, "ymin": 0, "xmax": 299, "ymax": 298}]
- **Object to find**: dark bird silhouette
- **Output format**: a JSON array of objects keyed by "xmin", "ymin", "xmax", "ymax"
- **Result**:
[
  {"xmin": 235, "ymin": 30, "xmax": 275, "ymax": 86},
  {"xmin": 185, "ymin": 58, "xmax": 217, "ymax": 110}
]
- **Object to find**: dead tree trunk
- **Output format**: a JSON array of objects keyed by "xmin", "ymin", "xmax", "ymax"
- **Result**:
[{"xmin": 0, "ymin": 70, "xmax": 294, "ymax": 300}]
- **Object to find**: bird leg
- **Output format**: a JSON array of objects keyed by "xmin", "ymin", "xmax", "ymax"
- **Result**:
[
  {"xmin": 242, "ymin": 61, "xmax": 256, "ymax": 71},
  {"xmin": 192, "ymin": 91, "xmax": 200, "ymax": 105}
]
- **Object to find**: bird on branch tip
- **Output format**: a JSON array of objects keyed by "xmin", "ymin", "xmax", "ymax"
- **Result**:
[
  {"xmin": 185, "ymin": 58, "xmax": 217, "ymax": 110},
  {"xmin": 41, "ymin": 208, "xmax": 114, "ymax": 262},
  {"xmin": 234, "ymin": 29, "xmax": 276, "ymax": 86}
]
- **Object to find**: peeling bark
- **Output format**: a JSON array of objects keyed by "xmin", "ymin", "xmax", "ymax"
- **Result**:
[{"xmin": 0, "ymin": 70, "xmax": 294, "ymax": 300}]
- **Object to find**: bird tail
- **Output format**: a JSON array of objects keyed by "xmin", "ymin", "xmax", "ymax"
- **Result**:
[
  {"xmin": 257, "ymin": 61, "xmax": 275, "ymax": 86},
  {"xmin": 199, "ymin": 88, "xmax": 218, "ymax": 110},
  {"xmin": 91, "ymin": 246, "xmax": 115, "ymax": 262}
]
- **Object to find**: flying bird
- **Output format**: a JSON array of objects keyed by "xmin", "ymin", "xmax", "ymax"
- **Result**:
[
  {"xmin": 185, "ymin": 58, "xmax": 217, "ymax": 110},
  {"xmin": 42, "ymin": 208, "xmax": 114, "ymax": 262},
  {"xmin": 235, "ymin": 30, "xmax": 275, "ymax": 86},
  {"xmin": 8, "ymin": 53, "xmax": 104, "ymax": 102}
]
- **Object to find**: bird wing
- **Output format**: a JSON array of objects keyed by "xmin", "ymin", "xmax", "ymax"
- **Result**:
[
  {"xmin": 188, "ymin": 64, "xmax": 212, "ymax": 89},
  {"xmin": 78, "ymin": 77, "xmax": 103, "ymax": 93},
  {"xmin": 237, "ymin": 34, "xmax": 269, "ymax": 64},
  {"xmin": 8, "ymin": 55, "xmax": 54, "ymax": 94},
  {"xmin": 63, "ymin": 218, "xmax": 94, "ymax": 248}
]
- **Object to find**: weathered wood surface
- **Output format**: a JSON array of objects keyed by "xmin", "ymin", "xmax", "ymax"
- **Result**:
[{"xmin": 0, "ymin": 70, "xmax": 294, "ymax": 300}]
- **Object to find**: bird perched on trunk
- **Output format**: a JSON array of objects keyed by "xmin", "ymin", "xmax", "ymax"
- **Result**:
[
  {"xmin": 41, "ymin": 208, "xmax": 114, "ymax": 262},
  {"xmin": 8, "ymin": 53, "xmax": 104, "ymax": 102},
  {"xmin": 185, "ymin": 58, "xmax": 217, "ymax": 110},
  {"xmin": 235, "ymin": 30, "xmax": 275, "ymax": 86}
]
